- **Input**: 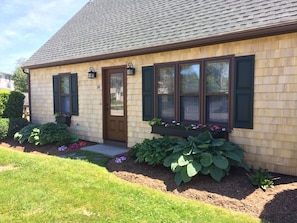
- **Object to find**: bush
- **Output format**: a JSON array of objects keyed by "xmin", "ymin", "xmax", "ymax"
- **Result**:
[
  {"xmin": 27, "ymin": 123, "xmax": 76, "ymax": 146},
  {"xmin": 0, "ymin": 90, "xmax": 25, "ymax": 118},
  {"xmin": 163, "ymin": 131, "xmax": 249, "ymax": 185},
  {"xmin": 0, "ymin": 90, "xmax": 10, "ymax": 117},
  {"xmin": 0, "ymin": 118, "xmax": 9, "ymax": 140},
  {"xmin": 130, "ymin": 137, "xmax": 178, "ymax": 166},
  {"xmin": 7, "ymin": 118, "xmax": 29, "ymax": 137},
  {"xmin": 0, "ymin": 118, "xmax": 29, "ymax": 140},
  {"xmin": 3, "ymin": 91, "xmax": 25, "ymax": 118},
  {"xmin": 14, "ymin": 123, "xmax": 41, "ymax": 144}
]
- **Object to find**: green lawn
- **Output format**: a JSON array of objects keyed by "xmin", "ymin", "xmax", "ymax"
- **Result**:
[{"xmin": 0, "ymin": 148, "xmax": 262, "ymax": 223}]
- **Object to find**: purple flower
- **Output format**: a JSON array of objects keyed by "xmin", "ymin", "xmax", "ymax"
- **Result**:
[
  {"xmin": 58, "ymin": 145, "xmax": 67, "ymax": 152},
  {"xmin": 115, "ymin": 158, "xmax": 122, "ymax": 163}
]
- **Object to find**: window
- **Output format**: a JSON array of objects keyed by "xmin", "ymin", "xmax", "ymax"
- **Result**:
[
  {"xmin": 155, "ymin": 56, "xmax": 233, "ymax": 126},
  {"xmin": 142, "ymin": 55, "xmax": 254, "ymax": 129},
  {"xmin": 53, "ymin": 73, "xmax": 78, "ymax": 115}
]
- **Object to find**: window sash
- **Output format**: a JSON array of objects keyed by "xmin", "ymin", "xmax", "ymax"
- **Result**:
[{"xmin": 154, "ymin": 57, "xmax": 232, "ymax": 126}]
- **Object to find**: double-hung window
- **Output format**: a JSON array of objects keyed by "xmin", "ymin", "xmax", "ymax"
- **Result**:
[
  {"xmin": 53, "ymin": 73, "xmax": 78, "ymax": 115},
  {"xmin": 155, "ymin": 56, "xmax": 232, "ymax": 126}
]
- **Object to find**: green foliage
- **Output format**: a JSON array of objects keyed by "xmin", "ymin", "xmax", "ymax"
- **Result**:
[
  {"xmin": 14, "ymin": 123, "xmax": 41, "ymax": 144},
  {"xmin": 12, "ymin": 62, "xmax": 28, "ymax": 92},
  {"xmin": 15, "ymin": 122, "xmax": 77, "ymax": 146},
  {"xmin": 0, "ymin": 90, "xmax": 10, "ymax": 116},
  {"xmin": 164, "ymin": 131, "xmax": 249, "ymax": 185},
  {"xmin": 247, "ymin": 168, "xmax": 275, "ymax": 191},
  {"xmin": 0, "ymin": 90, "xmax": 25, "ymax": 118},
  {"xmin": 27, "ymin": 123, "xmax": 74, "ymax": 146},
  {"xmin": 7, "ymin": 118, "xmax": 29, "ymax": 137},
  {"xmin": 0, "ymin": 118, "xmax": 29, "ymax": 140},
  {"xmin": 148, "ymin": 117, "xmax": 162, "ymax": 126},
  {"xmin": 0, "ymin": 118, "xmax": 9, "ymax": 140},
  {"xmin": 130, "ymin": 137, "xmax": 178, "ymax": 166}
]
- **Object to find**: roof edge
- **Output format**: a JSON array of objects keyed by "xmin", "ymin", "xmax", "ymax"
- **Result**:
[{"xmin": 23, "ymin": 21, "xmax": 297, "ymax": 70}]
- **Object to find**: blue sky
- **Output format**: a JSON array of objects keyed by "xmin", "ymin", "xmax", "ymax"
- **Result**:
[{"xmin": 0, "ymin": 0, "xmax": 88, "ymax": 74}]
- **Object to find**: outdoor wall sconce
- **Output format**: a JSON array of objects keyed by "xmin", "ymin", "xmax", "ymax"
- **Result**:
[
  {"xmin": 88, "ymin": 67, "xmax": 97, "ymax": 79},
  {"xmin": 126, "ymin": 62, "xmax": 135, "ymax": 75}
]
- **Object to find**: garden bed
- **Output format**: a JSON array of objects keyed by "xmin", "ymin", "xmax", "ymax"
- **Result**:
[{"xmin": 1, "ymin": 139, "xmax": 297, "ymax": 222}]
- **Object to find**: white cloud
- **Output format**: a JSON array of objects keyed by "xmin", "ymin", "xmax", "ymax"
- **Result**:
[{"xmin": 0, "ymin": 0, "xmax": 88, "ymax": 73}]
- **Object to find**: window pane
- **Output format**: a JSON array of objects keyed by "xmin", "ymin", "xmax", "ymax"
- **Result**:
[
  {"xmin": 61, "ymin": 96, "xmax": 71, "ymax": 113},
  {"xmin": 206, "ymin": 61, "xmax": 229, "ymax": 93},
  {"xmin": 61, "ymin": 76, "xmax": 70, "ymax": 94},
  {"xmin": 110, "ymin": 73, "xmax": 124, "ymax": 116},
  {"xmin": 206, "ymin": 95, "xmax": 228, "ymax": 123},
  {"xmin": 158, "ymin": 95, "xmax": 174, "ymax": 120},
  {"xmin": 180, "ymin": 64, "xmax": 200, "ymax": 94},
  {"xmin": 157, "ymin": 67, "xmax": 175, "ymax": 94},
  {"xmin": 181, "ymin": 96, "xmax": 199, "ymax": 122}
]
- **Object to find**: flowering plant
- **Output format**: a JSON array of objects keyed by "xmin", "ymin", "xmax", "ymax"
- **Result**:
[
  {"xmin": 150, "ymin": 118, "xmax": 231, "ymax": 133},
  {"xmin": 115, "ymin": 155, "xmax": 127, "ymax": 163}
]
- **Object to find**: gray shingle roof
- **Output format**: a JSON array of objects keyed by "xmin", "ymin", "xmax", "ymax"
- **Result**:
[{"xmin": 24, "ymin": 0, "xmax": 297, "ymax": 68}]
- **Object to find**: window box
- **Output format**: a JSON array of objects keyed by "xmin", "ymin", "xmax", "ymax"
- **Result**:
[
  {"xmin": 151, "ymin": 125, "xmax": 229, "ymax": 140},
  {"xmin": 55, "ymin": 113, "xmax": 71, "ymax": 126}
]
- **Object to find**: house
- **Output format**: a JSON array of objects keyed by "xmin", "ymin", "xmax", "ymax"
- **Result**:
[
  {"xmin": 0, "ymin": 72, "xmax": 14, "ymax": 90},
  {"xmin": 23, "ymin": 0, "xmax": 297, "ymax": 176}
]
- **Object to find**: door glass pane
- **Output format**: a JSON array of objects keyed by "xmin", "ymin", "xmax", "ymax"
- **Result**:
[
  {"xmin": 61, "ymin": 96, "xmax": 70, "ymax": 113},
  {"xmin": 157, "ymin": 67, "xmax": 175, "ymax": 94},
  {"xmin": 181, "ymin": 96, "xmax": 199, "ymax": 122},
  {"xmin": 206, "ymin": 95, "xmax": 228, "ymax": 123},
  {"xmin": 110, "ymin": 73, "xmax": 124, "ymax": 116},
  {"xmin": 206, "ymin": 61, "xmax": 229, "ymax": 93},
  {"xmin": 180, "ymin": 64, "xmax": 200, "ymax": 94},
  {"xmin": 158, "ymin": 95, "xmax": 174, "ymax": 120},
  {"xmin": 61, "ymin": 76, "xmax": 70, "ymax": 94}
]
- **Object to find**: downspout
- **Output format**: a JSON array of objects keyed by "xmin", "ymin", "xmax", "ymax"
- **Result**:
[{"xmin": 22, "ymin": 68, "xmax": 31, "ymax": 122}]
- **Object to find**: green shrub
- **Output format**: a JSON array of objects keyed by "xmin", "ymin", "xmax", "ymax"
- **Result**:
[
  {"xmin": 0, "ymin": 90, "xmax": 25, "ymax": 118},
  {"xmin": 27, "ymin": 123, "xmax": 76, "ymax": 146},
  {"xmin": 7, "ymin": 118, "xmax": 29, "ymax": 137},
  {"xmin": 163, "ymin": 131, "xmax": 249, "ymax": 185},
  {"xmin": 247, "ymin": 168, "xmax": 275, "ymax": 191},
  {"xmin": 130, "ymin": 137, "xmax": 178, "ymax": 166},
  {"xmin": 3, "ymin": 91, "xmax": 25, "ymax": 118},
  {"xmin": 0, "ymin": 90, "xmax": 10, "ymax": 117},
  {"xmin": 0, "ymin": 118, "xmax": 9, "ymax": 140},
  {"xmin": 14, "ymin": 123, "xmax": 41, "ymax": 144}
]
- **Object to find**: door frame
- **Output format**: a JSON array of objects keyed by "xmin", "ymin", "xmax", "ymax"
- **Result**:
[{"xmin": 102, "ymin": 65, "xmax": 128, "ymax": 146}]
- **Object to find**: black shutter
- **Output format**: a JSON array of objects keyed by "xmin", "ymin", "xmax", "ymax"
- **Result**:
[
  {"xmin": 142, "ymin": 66, "xmax": 154, "ymax": 121},
  {"xmin": 53, "ymin": 75, "xmax": 60, "ymax": 114},
  {"xmin": 70, "ymin": 73, "xmax": 79, "ymax": 115},
  {"xmin": 234, "ymin": 55, "xmax": 255, "ymax": 129}
]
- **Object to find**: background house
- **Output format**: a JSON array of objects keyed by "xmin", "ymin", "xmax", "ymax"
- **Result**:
[
  {"xmin": 0, "ymin": 72, "xmax": 14, "ymax": 90},
  {"xmin": 23, "ymin": 0, "xmax": 297, "ymax": 176}
]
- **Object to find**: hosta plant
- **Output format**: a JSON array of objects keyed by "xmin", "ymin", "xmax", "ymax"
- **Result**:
[
  {"xmin": 163, "ymin": 131, "xmax": 249, "ymax": 185},
  {"xmin": 247, "ymin": 168, "xmax": 275, "ymax": 191},
  {"xmin": 130, "ymin": 136, "xmax": 178, "ymax": 166}
]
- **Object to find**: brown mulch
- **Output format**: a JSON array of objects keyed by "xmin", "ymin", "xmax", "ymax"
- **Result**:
[{"xmin": 1, "ymin": 139, "xmax": 297, "ymax": 223}]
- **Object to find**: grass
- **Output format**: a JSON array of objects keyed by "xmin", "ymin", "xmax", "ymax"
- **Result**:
[{"xmin": 0, "ymin": 147, "xmax": 262, "ymax": 223}]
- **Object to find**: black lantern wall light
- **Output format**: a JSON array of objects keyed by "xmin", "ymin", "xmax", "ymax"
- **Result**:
[
  {"xmin": 88, "ymin": 67, "xmax": 97, "ymax": 79},
  {"xmin": 126, "ymin": 62, "xmax": 135, "ymax": 75}
]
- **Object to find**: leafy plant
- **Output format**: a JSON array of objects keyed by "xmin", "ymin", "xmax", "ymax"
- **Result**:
[
  {"xmin": 0, "ymin": 118, "xmax": 9, "ymax": 140},
  {"xmin": 163, "ymin": 131, "xmax": 249, "ymax": 185},
  {"xmin": 148, "ymin": 117, "xmax": 162, "ymax": 126},
  {"xmin": 130, "ymin": 136, "xmax": 178, "ymax": 166},
  {"xmin": 15, "ymin": 122, "xmax": 77, "ymax": 146},
  {"xmin": 27, "ymin": 123, "xmax": 76, "ymax": 146},
  {"xmin": 14, "ymin": 124, "xmax": 41, "ymax": 144},
  {"xmin": 247, "ymin": 168, "xmax": 275, "ymax": 191},
  {"xmin": 7, "ymin": 118, "xmax": 29, "ymax": 137}
]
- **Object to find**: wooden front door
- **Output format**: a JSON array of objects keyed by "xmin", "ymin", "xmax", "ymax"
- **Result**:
[{"xmin": 103, "ymin": 67, "xmax": 127, "ymax": 143}]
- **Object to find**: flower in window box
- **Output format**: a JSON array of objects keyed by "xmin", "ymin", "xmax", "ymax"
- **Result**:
[{"xmin": 54, "ymin": 113, "xmax": 72, "ymax": 126}]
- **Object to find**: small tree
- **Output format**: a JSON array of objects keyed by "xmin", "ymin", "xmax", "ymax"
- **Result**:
[{"xmin": 12, "ymin": 58, "xmax": 28, "ymax": 92}]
